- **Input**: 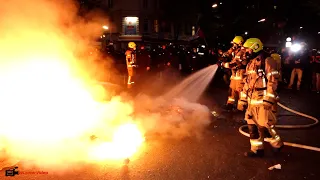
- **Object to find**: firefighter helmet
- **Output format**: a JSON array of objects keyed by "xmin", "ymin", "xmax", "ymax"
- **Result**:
[
  {"xmin": 128, "ymin": 42, "xmax": 136, "ymax": 49},
  {"xmin": 243, "ymin": 38, "xmax": 263, "ymax": 53},
  {"xmin": 232, "ymin": 36, "xmax": 244, "ymax": 45},
  {"xmin": 271, "ymin": 53, "xmax": 281, "ymax": 62}
]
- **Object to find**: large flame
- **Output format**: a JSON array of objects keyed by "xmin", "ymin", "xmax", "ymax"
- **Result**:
[
  {"xmin": 0, "ymin": 0, "xmax": 213, "ymax": 170},
  {"xmin": 0, "ymin": 0, "xmax": 144, "ymax": 168},
  {"xmin": 89, "ymin": 123, "xmax": 145, "ymax": 160},
  {"xmin": 0, "ymin": 48, "xmax": 145, "ymax": 166}
]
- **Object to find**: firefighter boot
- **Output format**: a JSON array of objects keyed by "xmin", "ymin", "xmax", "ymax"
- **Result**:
[
  {"xmin": 263, "ymin": 127, "xmax": 272, "ymax": 138},
  {"xmin": 245, "ymin": 124, "xmax": 264, "ymax": 158},
  {"xmin": 273, "ymin": 144, "xmax": 284, "ymax": 154},
  {"xmin": 267, "ymin": 126, "xmax": 284, "ymax": 153}
]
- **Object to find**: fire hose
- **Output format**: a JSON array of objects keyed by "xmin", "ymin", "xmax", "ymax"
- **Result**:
[
  {"xmin": 238, "ymin": 102, "xmax": 320, "ymax": 152},
  {"xmin": 96, "ymin": 81, "xmax": 320, "ymax": 152}
]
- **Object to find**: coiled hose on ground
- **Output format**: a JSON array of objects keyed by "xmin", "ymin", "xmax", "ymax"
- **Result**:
[{"xmin": 238, "ymin": 102, "xmax": 320, "ymax": 152}]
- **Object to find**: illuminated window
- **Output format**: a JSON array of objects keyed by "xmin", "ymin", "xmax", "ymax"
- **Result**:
[
  {"xmin": 285, "ymin": 42, "xmax": 292, "ymax": 47},
  {"xmin": 192, "ymin": 26, "xmax": 195, "ymax": 36},
  {"xmin": 123, "ymin": 17, "xmax": 139, "ymax": 35},
  {"xmin": 154, "ymin": 20, "xmax": 159, "ymax": 33}
]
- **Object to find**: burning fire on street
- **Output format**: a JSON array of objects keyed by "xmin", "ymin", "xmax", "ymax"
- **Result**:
[
  {"xmin": 0, "ymin": 0, "xmax": 145, "ymax": 168},
  {"xmin": 0, "ymin": 0, "xmax": 211, "ymax": 171},
  {"xmin": 88, "ymin": 123, "xmax": 145, "ymax": 161}
]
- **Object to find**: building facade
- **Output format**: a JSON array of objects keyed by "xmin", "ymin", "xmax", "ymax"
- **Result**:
[{"xmin": 102, "ymin": 0, "xmax": 199, "ymax": 49}]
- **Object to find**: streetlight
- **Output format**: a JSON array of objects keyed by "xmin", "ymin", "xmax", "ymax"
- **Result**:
[
  {"xmin": 258, "ymin": 18, "xmax": 266, "ymax": 23},
  {"xmin": 212, "ymin": 3, "xmax": 218, "ymax": 8},
  {"xmin": 300, "ymin": 26, "xmax": 303, "ymax": 29},
  {"xmin": 102, "ymin": 25, "xmax": 112, "ymax": 43},
  {"xmin": 291, "ymin": 43, "xmax": 302, "ymax": 52},
  {"xmin": 245, "ymin": 32, "xmax": 248, "ymax": 35}
]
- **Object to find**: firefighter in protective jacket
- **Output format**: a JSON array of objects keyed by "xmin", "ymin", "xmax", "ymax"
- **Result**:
[
  {"xmin": 221, "ymin": 36, "xmax": 246, "ymax": 110},
  {"xmin": 125, "ymin": 42, "xmax": 137, "ymax": 88},
  {"xmin": 238, "ymin": 38, "xmax": 284, "ymax": 157},
  {"xmin": 224, "ymin": 36, "xmax": 244, "ymax": 59}
]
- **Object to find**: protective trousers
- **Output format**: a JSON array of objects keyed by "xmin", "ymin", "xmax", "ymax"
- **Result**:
[
  {"xmin": 245, "ymin": 105, "xmax": 283, "ymax": 152},
  {"xmin": 127, "ymin": 67, "xmax": 136, "ymax": 88},
  {"xmin": 288, "ymin": 68, "xmax": 303, "ymax": 89},
  {"xmin": 226, "ymin": 67, "xmax": 245, "ymax": 106},
  {"xmin": 227, "ymin": 87, "xmax": 240, "ymax": 105},
  {"xmin": 227, "ymin": 78, "xmax": 244, "ymax": 106}
]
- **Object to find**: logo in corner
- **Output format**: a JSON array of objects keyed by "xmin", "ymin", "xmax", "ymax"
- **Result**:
[{"xmin": 5, "ymin": 166, "xmax": 19, "ymax": 176}]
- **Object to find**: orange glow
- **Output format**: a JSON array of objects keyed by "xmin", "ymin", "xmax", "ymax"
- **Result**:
[
  {"xmin": 89, "ymin": 123, "xmax": 145, "ymax": 160},
  {"xmin": 0, "ymin": 0, "xmax": 145, "ymax": 168},
  {"xmin": 0, "ymin": 0, "xmax": 213, "ymax": 170}
]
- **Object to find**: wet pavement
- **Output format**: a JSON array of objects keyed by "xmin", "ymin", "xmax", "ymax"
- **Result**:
[{"xmin": 1, "ymin": 84, "xmax": 320, "ymax": 180}]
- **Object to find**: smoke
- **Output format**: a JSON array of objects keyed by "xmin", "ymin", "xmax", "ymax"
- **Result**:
[
  {"xmin": 0, "ymin": 0, "xmax": 111, "ymax": 79},
  {"xmin": 0, "ymin": 0, "xmax": 212, "ymax": 172},
  {"xmin": 132, "ymin": 68, "xmax": 214, "ymax": 140},
  {"xmin": 133, "ymin": 94, "xmax": 211, "ymax": 140},
  {"xmin": 0, "ymin": 0, "xmax": 115, "ymax": 170}
]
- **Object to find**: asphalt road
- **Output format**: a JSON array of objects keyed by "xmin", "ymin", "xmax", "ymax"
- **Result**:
[{"xmin": 1, "ymin": 85, "xmax": 320, "ymax": 180}]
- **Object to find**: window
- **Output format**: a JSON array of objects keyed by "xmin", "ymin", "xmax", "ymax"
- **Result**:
[
  {"xmin": 123, "ymin": 17, "xmax": 139, "ymax": 35},
  {"xmin": 192, "ymin": 26, "xmax": 195, "ymax": 36},
  {"xmin": 108, "ymin": 0, "xmax": 113, "ymax": 8},
  {"xmin": 144, "ymin": 19, "xmax": 149, "ymax": 32},
  {"xmin": 143, "ymin": 0, "xmax": 148, "ymax": 8},
  {"xmin": 154, "ymin": 20, "xmax": 159, "ymax": 33}
]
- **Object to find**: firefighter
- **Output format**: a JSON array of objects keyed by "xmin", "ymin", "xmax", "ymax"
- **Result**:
[
  {"xmin": 271, "ymin": 53, "xmax": 282, "ymax": 86},
  {"xmin": 223, "ymin": 36, "xmax": 244, "ymax": 59},
  {"xmin": 221, "ymin": 36, "xmax": 245, "ymax": 110},
  {"xmin": 238, "ymin": 38, "xmax": 283, "ymax": 157},
  {"xmin": 125, "ymin": 42, "xmax": 137, "ymax": 89}
]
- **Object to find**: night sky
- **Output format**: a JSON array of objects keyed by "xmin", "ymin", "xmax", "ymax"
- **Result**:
[
  {"xmin": 79, "ymin": 0, "xmax": 320, "ymax": 47},
  {"xmin": 198, "ymin": 0, "xmax": 320, "ymax": 45}
]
